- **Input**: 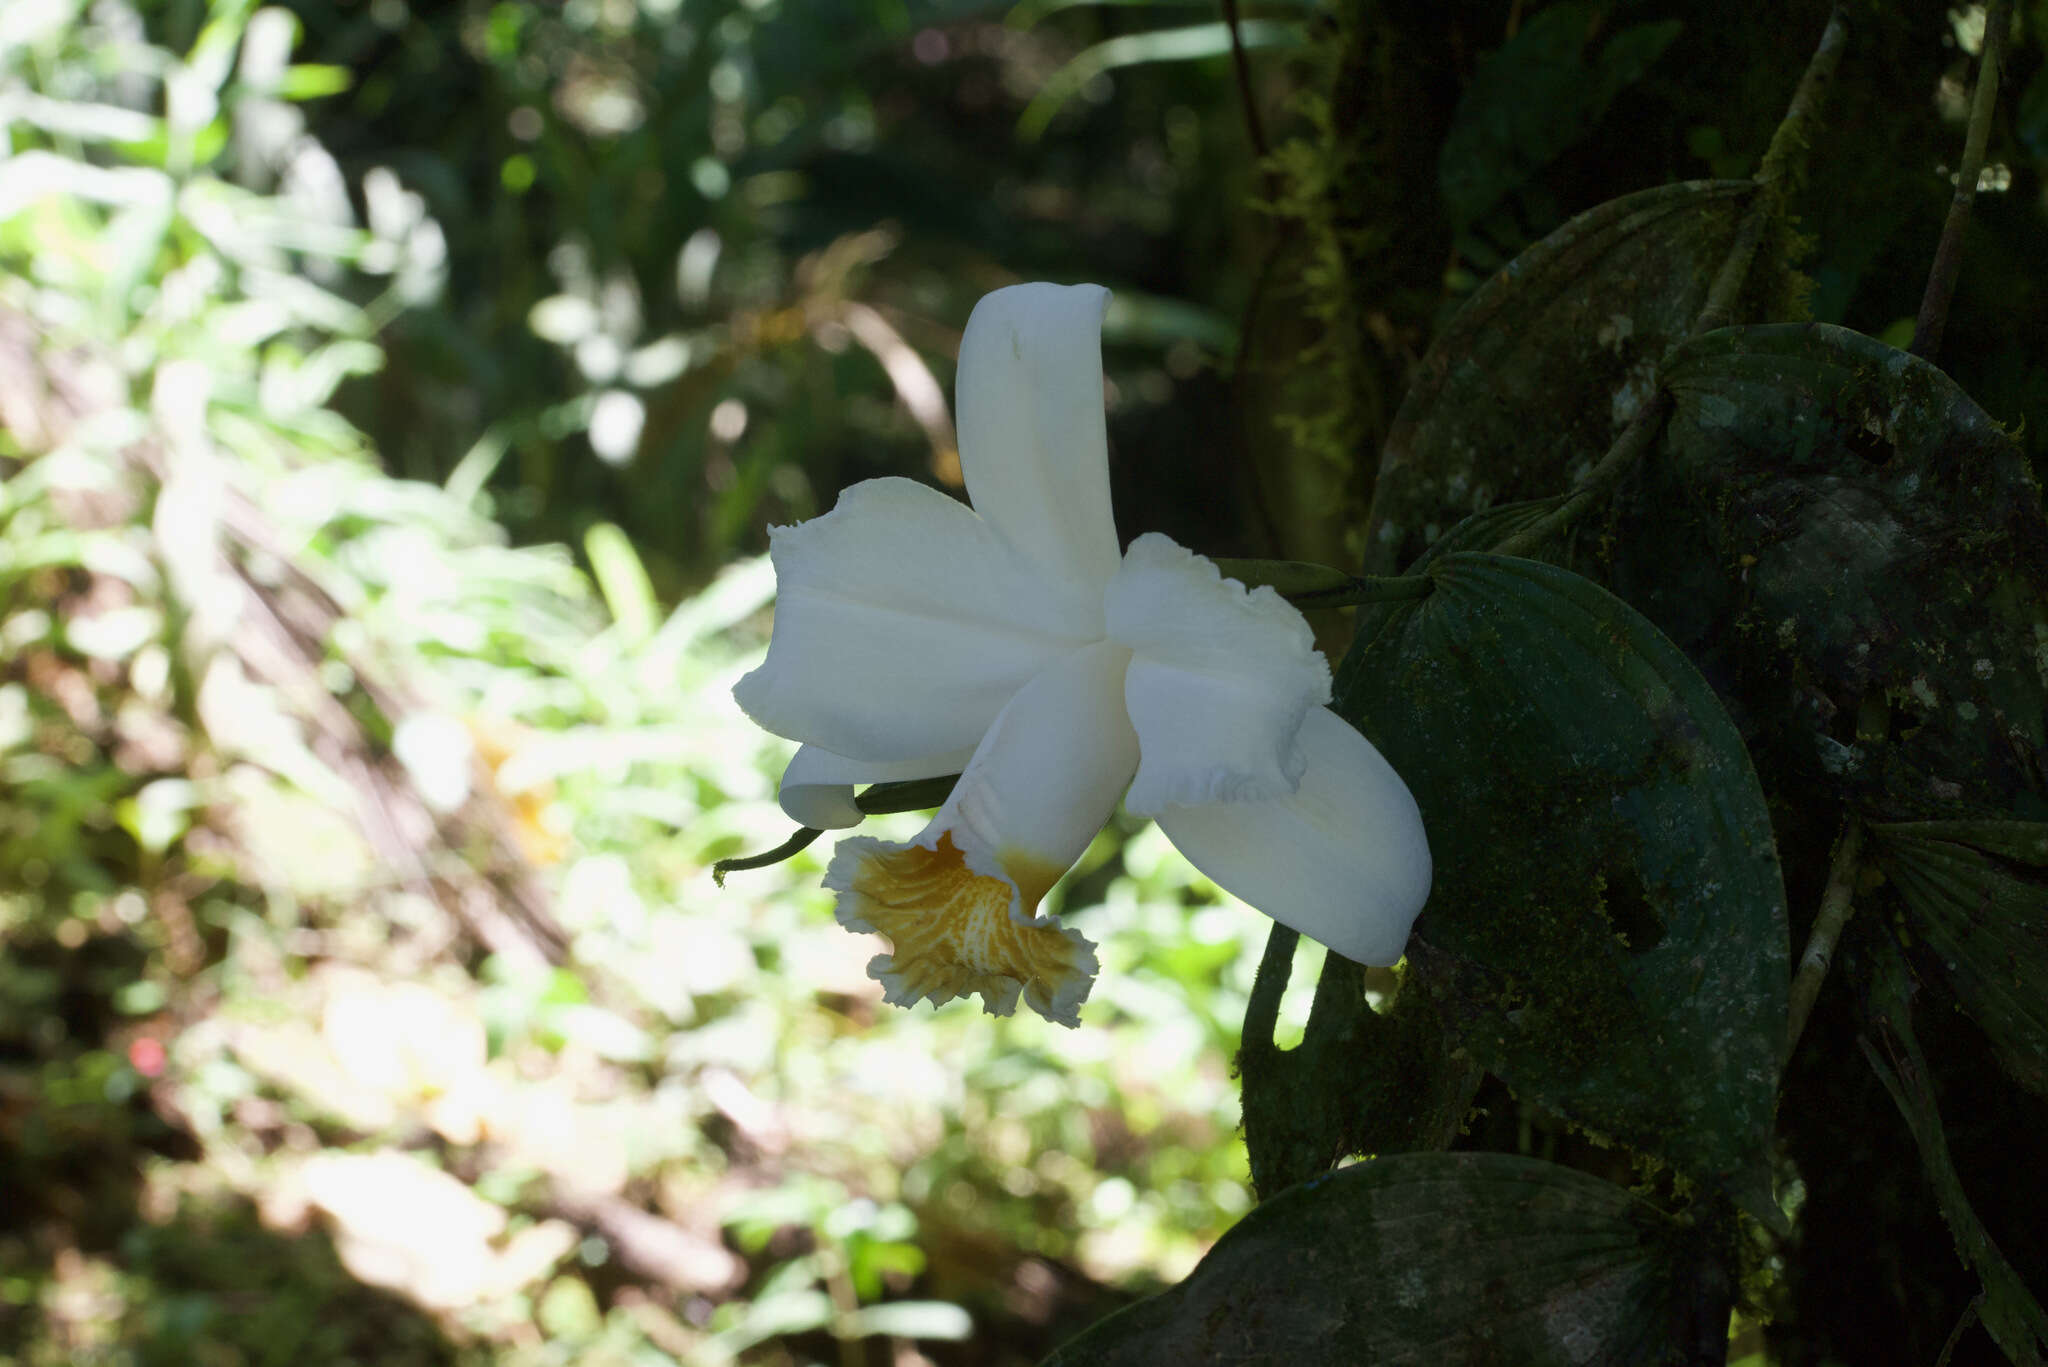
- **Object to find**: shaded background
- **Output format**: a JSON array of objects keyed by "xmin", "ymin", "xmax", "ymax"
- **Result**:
[{"xmin": 3, "ymin": 1, "xmax": 2046, "ymax": 1364}]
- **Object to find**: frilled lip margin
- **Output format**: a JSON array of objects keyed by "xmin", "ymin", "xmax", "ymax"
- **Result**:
[{"xmin": 826, "ymin": 830, "xmax": 1097, "ymax": 1027}]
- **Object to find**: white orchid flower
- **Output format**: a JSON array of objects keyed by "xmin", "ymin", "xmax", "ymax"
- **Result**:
[{"xmin": 733, "ymin": 282, "xmax": 1430, "ymax": 1027}]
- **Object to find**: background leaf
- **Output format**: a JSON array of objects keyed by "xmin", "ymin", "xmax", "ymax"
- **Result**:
[
  {"xmin": 1334, "ymin": 554, "xmax": 1787, "ymax": 1189},
  {"xmin": 1017, "ymin": 20, "xmax": 1308, "ymax": 142},
  {"xmin": 1438, "ymin": 5, "xmax": 1684, "ymax": 233},
  {"xmin": 1042, "ymin": 1151, "xmax": 1725, "ymax": 1367}
]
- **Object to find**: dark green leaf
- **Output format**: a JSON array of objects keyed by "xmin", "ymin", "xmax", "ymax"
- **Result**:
[
  {"xmin": 1611, "ymin": 324, "xmax": 2048, "ymax": 818},
  {"xmin": 1043, "ymin": 1152, "xmax": 1724, "ymax": 1367},
  {"xmin": 1868, "ymin": 820, "xmax": 2048, "ymax": 1095},
  {"xmin": 1334, "ymin": 554, "xmax": 1787, "ymax": 1188},
  {"xmin": 1365, "ymin": 180, "xmax": 1781, "ymax": 573}
]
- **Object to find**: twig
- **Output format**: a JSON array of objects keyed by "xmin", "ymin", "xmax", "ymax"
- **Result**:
[
  {"xmin": 1285, "ymin": 576, "xmax": 1435, "ymax": 609},
  {"xmin": 1935, "ymin": 1295, "xmax": 1985, "ymax": 1367},
  {"xmin": 1912, "ymin": 0, "xmax": 2012, "ymax": 361},
  {"xmin": 548, "ymin": 1188, "xmax": 745, "ymax": 1292},
  {"xmin": 1783, "ymin": 816, "xmax": 1863, "ymax": 1064},
  {"xmin": 126, "ymin": 387, "xmax": 572, "ymax": 965},
  {"xmin": 1489, "ymin": 4, "xmax": 1850, "ymax": 558},
  {"xmin": 1221, "ymin": 0, "xmax": 1270, "ymax": 161}
]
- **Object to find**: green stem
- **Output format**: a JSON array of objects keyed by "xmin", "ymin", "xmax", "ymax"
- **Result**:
[
  {"xmin": 856, "ymin": 774, "xmax": 958, "ymax": 815},
  {"xmin": 1783, "ymin": 816, "xmax": 1863, "ymax": 1065},
  {"xmin": 711, "ymin": 825, "xmax": 823, "ymax": 885},
  {"xmin": 714, "ymin": 774, "xmax": 963, "ymax": 885},
  {"xmin": 1286, "ymin": 576, "xmax": 1433, "ymax": 608},
  {"xmin": 1912, "ymin": 0, "xmax": 2012, "ymax": 361},
  {"xmin": 1489, "ymin": 392, "xmax": 1670, "ymax": 560},
  {"xmin": 1214, "ymin": 558, "xmax": 1433, "ymax": 608}
]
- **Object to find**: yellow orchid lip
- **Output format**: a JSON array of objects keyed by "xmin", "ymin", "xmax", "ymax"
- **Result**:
[{"xmin": 829, "ymin": 832, "xmax": 1097, "ymax": 1027}]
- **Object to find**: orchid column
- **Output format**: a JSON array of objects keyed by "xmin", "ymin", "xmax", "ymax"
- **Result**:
[{"xmin": 734, "ymin": 283, "xmax": 1431, "ymax": 1026}]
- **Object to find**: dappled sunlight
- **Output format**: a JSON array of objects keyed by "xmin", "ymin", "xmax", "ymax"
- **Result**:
[{"xmin": 0, "ymin": 2, "xmax": 1278, "ymax": 1360}]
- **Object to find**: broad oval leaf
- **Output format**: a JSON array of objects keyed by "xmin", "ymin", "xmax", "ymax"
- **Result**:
[
  {"xmin": 1868, "ymin": 820, "xmax": 2048, "ymax": 1096},
  {"xmin": 1334, "ymin": 554, "xmax": 1787, "ymax": 1187},
  {"xmin": 1364, "ymin": 179, "xmax": 1790, "ymax": 573},
  {"xmin": 1043, "ymin": 1152, "xmax": 1724, "ymax": 1367},
  {"xmin": 1610, "ymin": 323, "xmax": 2048, "ymax": 818}
]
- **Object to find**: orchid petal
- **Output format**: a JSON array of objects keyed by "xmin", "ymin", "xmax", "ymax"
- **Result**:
[
  {"xmin": 1105, "ymin": 534, "xmax": 1332, "ymax": 816},
  {"xmin": 955, "ymin": 283, "xmax": 1121, "ymax": 590},
  {"xmin": 1155, "ymin": 707, "xmax": 1431, "ymax": 966},
  {"xmin": 733, "ymin": 477, "xmax": 1103, "ymax": 762},
  {"xmin": 826, "ymin": 640, "xmax": 1138, "ymax": 1025},
  {"xmin": 777, "ymin": 741, "xmax": 978, "ymax": 830}
]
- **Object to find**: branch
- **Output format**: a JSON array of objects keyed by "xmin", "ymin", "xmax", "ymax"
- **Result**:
[
  {"xmin": 1784, "ymin": 815, "xmax": 1863, "ymax": 1065},
  {"xmin": 1934, "ymin": 1296, "xmax": 1986, "ymax": 1367},
  {"xmin": 1694, "ymin": 3, "xmax": 1850, "ymax": 333},
  {"xmin": 1912, "ymin": 0, "xmax": 2012, "ymax": 361},
  {"xmin": 1221, "ymin": 0, "xmax": 1271, "ymax": 161},
  {"xmin": 547, "ymin": 1188, "xmax": 744, "ymax": 1294}
]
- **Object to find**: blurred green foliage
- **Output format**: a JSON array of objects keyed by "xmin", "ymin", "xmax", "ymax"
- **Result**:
[
  {"xmin": 1, "ymin": 1, "xmax": 1306, "ymax": 1362},
  {"xmin": 248, "ymin": 0, "xmax": 1279, "ymax": 587}
]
